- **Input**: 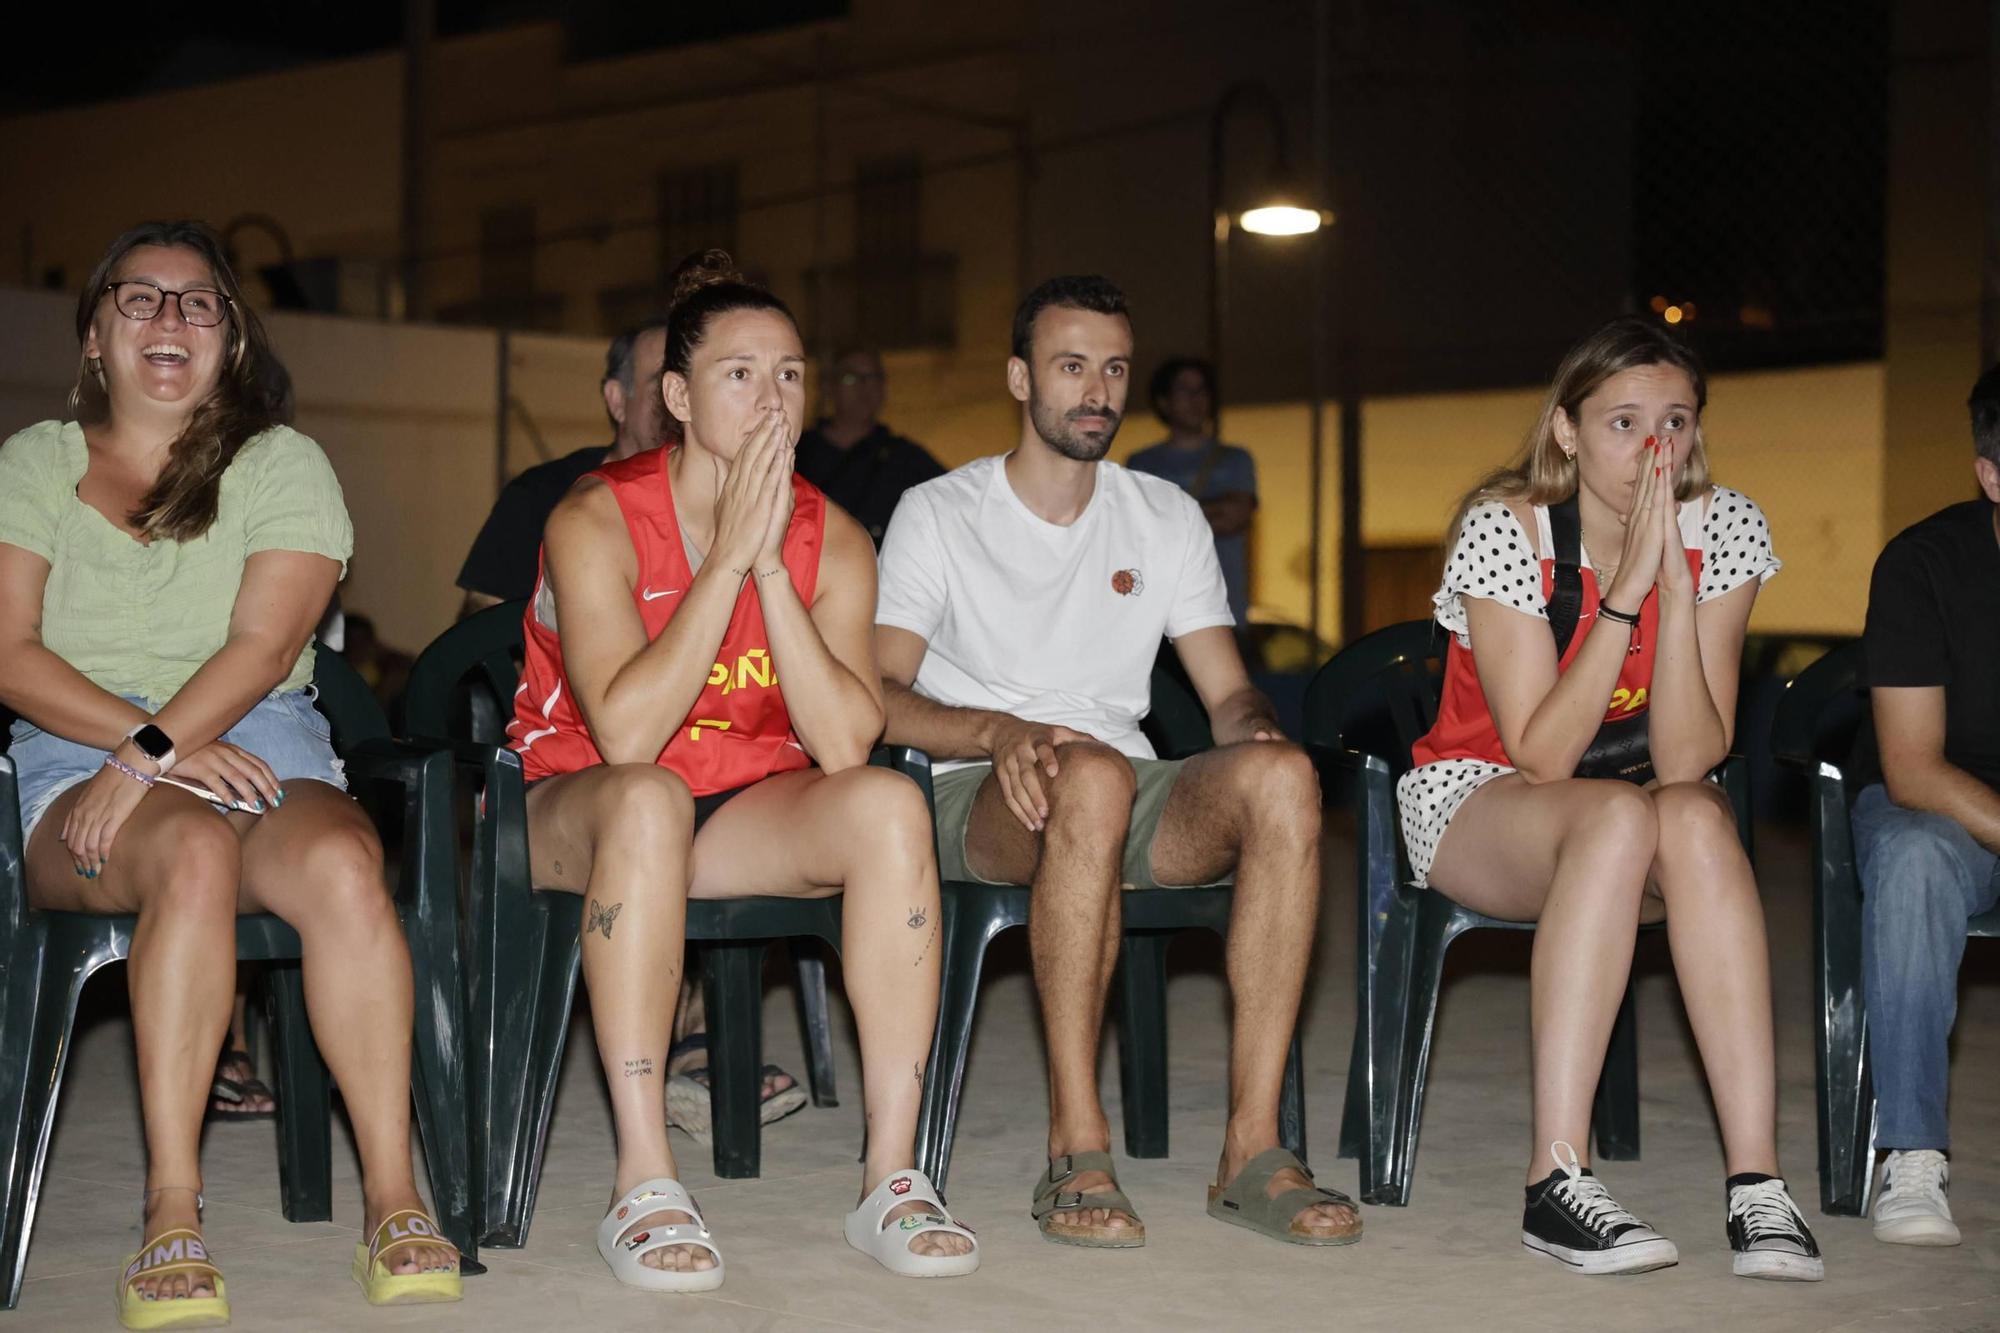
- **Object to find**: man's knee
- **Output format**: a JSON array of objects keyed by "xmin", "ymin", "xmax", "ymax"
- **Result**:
[
  {"xmin": 1046, "ymin": 742, "xmax": 1137, "ymax": 819},
  {"xmin": 1859, "ymin": 804, "xmax": 1980, "ymax": 925},
  {"xmin": 1232, "ymin": 741, "xmax": 1321, "ymax": 827}
]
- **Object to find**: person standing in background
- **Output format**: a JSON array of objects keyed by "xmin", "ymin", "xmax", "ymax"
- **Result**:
[
  {"xmin": 795, "ymin": 349, "xmax": 944, "ymax": 546},
  {"xmin": 1126, "ymin": 358, "xmax": 1258, "ymax": 633}
]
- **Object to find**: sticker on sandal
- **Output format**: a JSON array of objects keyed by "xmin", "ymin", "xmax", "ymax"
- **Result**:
[
  {"xmin": 625, "ymin": 1231, "xmax": 651, "ymax": 1250},
  {"xmin": 889, "ymin": 1177, "xmax": 912, "ymax": 1196},
  {"xmin": 616, "ymin": 1206, "xmax": 629, "ymax": 1220},
  {"xmin": 898, "ymin": 1215, "xmax": 930, "ymax": 1230}
]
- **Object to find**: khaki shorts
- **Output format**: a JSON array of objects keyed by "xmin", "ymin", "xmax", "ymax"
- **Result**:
[{"xmin": 930, "ymin": 756, "xmax": 1225, "ymax": 889}]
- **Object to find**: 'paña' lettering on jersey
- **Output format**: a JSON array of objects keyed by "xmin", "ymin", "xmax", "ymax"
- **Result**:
[{"xmin": 705, "ymin": 648, "xmax": 778, "ymax": 696}]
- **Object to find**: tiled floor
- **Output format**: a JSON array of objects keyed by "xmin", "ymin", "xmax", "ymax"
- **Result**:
[{"xmin": 11, "ymin": 820, "xmax": 1997, "ymax": 1330}]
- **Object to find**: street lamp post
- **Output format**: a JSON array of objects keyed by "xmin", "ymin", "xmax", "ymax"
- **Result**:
[{"xmin": 1207, "ymin": 80, "xmax": 1330, "ymax": 643}]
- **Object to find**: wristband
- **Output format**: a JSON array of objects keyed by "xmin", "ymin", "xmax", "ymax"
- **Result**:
[
  {"xmin": 1596, "ymin": 603, "xmax": 1641, "ymax": 627},
  {"xmin": 104, "ymin": 756, "xmax": 157, "ymax": 788}
]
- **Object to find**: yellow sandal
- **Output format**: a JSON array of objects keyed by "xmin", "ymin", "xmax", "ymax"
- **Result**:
[
  {"xmin": 351, "ymin": 1208, "xmax": 463, "ymax": 1306},
  {"xmin": 116, "ymin": 1227, "xmax": 228, "ymax": 1330}
]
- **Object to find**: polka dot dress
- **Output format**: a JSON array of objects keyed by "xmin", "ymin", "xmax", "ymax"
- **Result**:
[{"xmin": 1395, "ymin": 488, "xmax": 1780, "ymax": 888}]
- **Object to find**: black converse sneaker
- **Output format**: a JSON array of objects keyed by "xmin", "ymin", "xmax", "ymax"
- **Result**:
[
  {"xmin": 1726, "ymin": 1175, "xmax": 1823, "ymax": 1281},
  {"xmin": 1522, "ymin": 1142, "xmax": 1679, "ymax": 1275}
]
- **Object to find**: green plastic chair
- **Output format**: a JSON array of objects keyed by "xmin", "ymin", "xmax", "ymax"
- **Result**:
[
  {"xmin": 0, "ymin": 649, "xmax": 477, "ymax": 1310},
  {"xmin": 908, "ymin": 662, "xmax": 1307, "ymax": 1193},
  {"xmin": 1770, "ymin": 641, "xmax": 2000, "ymax": 1215},
  {"xmin": 1305, "ymin": 620, "xmax": 1749, "ymax": 1206},
  {"xmin": 400, "ymin": 601, "xmax": 847, "ymax": 1248}
]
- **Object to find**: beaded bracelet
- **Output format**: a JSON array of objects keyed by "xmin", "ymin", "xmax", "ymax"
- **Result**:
[{"xmin": 103, "ymin": 756, "xmax": 157, "ymax": 788}]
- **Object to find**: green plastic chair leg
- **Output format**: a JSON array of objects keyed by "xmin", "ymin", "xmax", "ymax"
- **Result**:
[
  {"xmin": 0, "ymin": 947, "xmax": 84, "ymax": 1310},
  {"xmin": 790, "ymin": 943, "xmax": 839, "ymax": 1108},
  {"xmin": 1116, "ymin": 931, "xmax": 1172, "ymax": 1159},
  {"xmin": 1592, "ymin": 986, "xmax": 1641, "ymax": 1160},
  {"xmin": 916, "ymin": 884, "xmax": 1025, "ymax": 1191},
  {"xmin": 264, "ymin": 962, "xmax": 332, "ymax": 1224},
  {"xmin": 702, "ymin": 942, "xmax": 772, "ymax": 1179},
  {"xmin": 1815, "ymin": 773, "xmax": 1874, "ymax": 1216}
]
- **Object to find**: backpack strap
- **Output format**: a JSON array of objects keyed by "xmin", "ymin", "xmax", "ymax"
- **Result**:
[{"xmin": 1546, "ymin": 492, "xmax": 1586, "ymax": 658}]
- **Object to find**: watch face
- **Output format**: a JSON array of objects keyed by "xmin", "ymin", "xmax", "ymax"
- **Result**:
[{"xmin": 132, "ymin": 724, "xmax": 174, "ymax": 760}]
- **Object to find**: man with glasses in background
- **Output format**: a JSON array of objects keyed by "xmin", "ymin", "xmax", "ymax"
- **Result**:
[{"xmin": 796, "ymin": 348, "xmax": 944, "ymax": 546}]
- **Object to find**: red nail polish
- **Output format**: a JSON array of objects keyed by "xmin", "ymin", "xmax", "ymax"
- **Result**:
[
  {"xmin": 1645, "ymin": 436, "xmax": 1656, "ymax": 450},
  {"xmin": 1655, "ymin": 467, "xmax": 1661, "ymax": 476}
]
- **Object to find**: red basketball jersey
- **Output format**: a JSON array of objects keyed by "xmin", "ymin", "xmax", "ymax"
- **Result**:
[
  {"xmin": 1411, "ymin": 536, "xmax": 1703, "ymax": 771},
  {"xmin": 508, "ymin": 448, "xmax": 827, "ymax": 793}
]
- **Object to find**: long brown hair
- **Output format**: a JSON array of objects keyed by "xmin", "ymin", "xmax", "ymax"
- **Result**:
[
  {"xmin": 1443, "ymin": 315, "xmax": 1711, "ymax": 562},
  {"xmin": 69, "ymin": 221, "xmax": 293, "ymax": 542}
]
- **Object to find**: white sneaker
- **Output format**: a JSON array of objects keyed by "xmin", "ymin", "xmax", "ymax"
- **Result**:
[{"xmin": 1873, "ymin": 1149, "xmax": 1960, "ymax": 1246}]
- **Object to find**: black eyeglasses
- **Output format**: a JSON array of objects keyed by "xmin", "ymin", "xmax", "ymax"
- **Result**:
[{"xmin": 104, "ymin": 281, "xmax": 233, "ymax": 328}]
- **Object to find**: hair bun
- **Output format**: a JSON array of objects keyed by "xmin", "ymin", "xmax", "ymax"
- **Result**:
[{"xmin": 669, "ymin": 248, "xmax": 744, "ymax": 308}]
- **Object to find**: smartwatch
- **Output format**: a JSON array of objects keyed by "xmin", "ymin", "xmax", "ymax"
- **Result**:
[{"xmin": 125, "ymin": 722, "xmax": 178, "ymax": 776}]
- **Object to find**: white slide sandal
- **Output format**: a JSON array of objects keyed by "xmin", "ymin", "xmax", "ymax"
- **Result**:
[
  {"xmin": 596, "ymin": 1177, "xmax": 725, "ymax": 1292},
  {"xmin": 843, "ymin": 1170, "xmax": 980, "ymax": 1278}
]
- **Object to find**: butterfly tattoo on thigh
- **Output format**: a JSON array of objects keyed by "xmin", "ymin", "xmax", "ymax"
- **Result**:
[{"xmin": 587, "ymin": 898, "xmax": 623, "ymax": 940}]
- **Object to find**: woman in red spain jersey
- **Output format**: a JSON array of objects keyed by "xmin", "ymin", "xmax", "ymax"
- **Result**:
[
  {"xmin": 1400, "ymin": 318, "xmax": 1820, "ymax": 1280},
  {"xmin": 509, "ymin": 252, "xmax": 975, "ymax": 1288}
]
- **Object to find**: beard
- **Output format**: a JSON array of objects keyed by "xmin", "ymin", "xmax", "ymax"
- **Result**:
[{"xmin": 1029, "ymin": 390, "xmax": 1123, "ymax": 462}]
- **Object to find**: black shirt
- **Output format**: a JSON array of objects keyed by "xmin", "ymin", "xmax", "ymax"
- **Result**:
[
  {"xmin": 795, "ymin": 422, "xmax": 945, "ymax": 546},
  {"xmin": 456, "ymin": 445, "xmax": 611, "ymax": 602},
  {"xmin": 1860, "ymin": 499, "xmax": 2000, "ymax": 792}
]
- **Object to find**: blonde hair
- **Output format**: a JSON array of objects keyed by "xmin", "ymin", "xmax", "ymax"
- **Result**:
[{"xmin": 1444, "ymin": 315, "xmax": 1712, "ymax": 561}]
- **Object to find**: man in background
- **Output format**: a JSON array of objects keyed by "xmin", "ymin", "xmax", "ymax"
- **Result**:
[
  {"xmin": 795, "ymin": 348, "xmax": 944, "ymax": 546},
  {"xmin": 456, "ymin": 318, "xmax": 673, "ymax": 616},
  {"xmin": 1125, "ymin": 358, "xmax": 1258, "ymax": 633}
]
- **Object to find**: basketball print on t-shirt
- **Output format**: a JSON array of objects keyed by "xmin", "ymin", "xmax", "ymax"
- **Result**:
[{"xmin": 1111, "ymin": 568, "xmax": 1144, "ymax": 596}]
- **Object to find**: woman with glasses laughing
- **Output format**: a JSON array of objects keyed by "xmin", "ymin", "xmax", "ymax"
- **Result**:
[{"xmin": 0, "ymin": 221, "xmax": 462, "ymax": 1326}]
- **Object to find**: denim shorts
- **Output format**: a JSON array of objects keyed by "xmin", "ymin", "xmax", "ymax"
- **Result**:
[{"xmin": 8, "ymin": 690, "xmax": 347, "ymax": 841}]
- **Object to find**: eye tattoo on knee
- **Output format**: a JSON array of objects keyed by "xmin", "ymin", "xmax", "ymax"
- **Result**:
[
  {"xmin": 906, "ymin": 906, "xmax": 926, "ymax": 929},
  {"xmin": 587, "ymin": 898, "xmax": 623, "ymax": 940},
  {"xmin": 623, "ymin": 1059, "xmax": 654, "ymax": 1078}
]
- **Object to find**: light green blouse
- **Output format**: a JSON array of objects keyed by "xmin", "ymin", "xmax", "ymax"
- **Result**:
[{"xmin": 0, "ymin": 420, "xmax": 353, "ymax": 709}]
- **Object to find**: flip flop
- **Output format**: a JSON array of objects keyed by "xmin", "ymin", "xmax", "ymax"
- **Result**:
[
  {"xmin": 350, "ymin": 1208, "xmax": 463, "ymax": 1305},
  {"xmin": 596, "ymin": 1177, "xmax": 724, "ymax": 1292},
  {"xmin": 205, "ymin": 1047, "xmax": 277, "ymax": 1123},
  {"xmin": 844, "ymin": 1169, "xmax": 979, "ymax": 1278},
  {"xmin": 1031, "ymin": 1151, "xmax": 1145, "ymax": 1248},
  {"xmin": 117, "ymin": 1228, "xmax": 228, "ymax": 1330},
  {"xmin": 1205, "ymin": 1147, "xmax": 1362, "ymax": 1246}
]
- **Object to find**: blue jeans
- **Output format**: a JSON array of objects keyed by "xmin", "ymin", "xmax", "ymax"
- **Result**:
[{"xmin": 1852, "ymin": 784, "xmax": 2000, "ymax": 1150}]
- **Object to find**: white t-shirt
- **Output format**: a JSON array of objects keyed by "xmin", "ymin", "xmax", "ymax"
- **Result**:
[{"xmin": 877, "ymin": 454, "xmax": 1234, "ymax": 772}]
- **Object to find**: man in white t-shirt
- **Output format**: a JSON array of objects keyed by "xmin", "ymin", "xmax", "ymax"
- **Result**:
[{"xmin": 875, "ymin": 275, "xmax": 1355, "ymax": 1250}]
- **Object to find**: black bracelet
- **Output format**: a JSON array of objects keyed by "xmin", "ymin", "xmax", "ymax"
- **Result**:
[{"xmin": 1596, "ymin": 603, "xmax": 1641, "ymax": 626}]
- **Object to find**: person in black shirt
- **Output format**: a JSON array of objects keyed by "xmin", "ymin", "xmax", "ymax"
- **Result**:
[
  {"xmin": 795, "ymin": 348, "xmax": 944, "ymax": 546},
  {"xmin": 456, "ymin": 318, "xmax": 673, "ymax": 616},
  {"xmin": 1853, "ymin": 360, "xmax": 2000, "ymax": 1247}
]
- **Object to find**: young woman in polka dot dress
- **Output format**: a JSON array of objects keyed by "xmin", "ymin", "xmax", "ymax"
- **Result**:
[{"xmin": 1400, "ymin": 316, "xmax": 1823, "ymax": 1280}]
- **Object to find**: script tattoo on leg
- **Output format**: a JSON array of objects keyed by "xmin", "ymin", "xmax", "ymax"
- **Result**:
[
  {"xmin": 587, "ymin": 898, "xmax": 623, "ymax": 940},
  {"xmin": 623, "ymin": 1059, "xmax": 655, "ymax": 1078}
]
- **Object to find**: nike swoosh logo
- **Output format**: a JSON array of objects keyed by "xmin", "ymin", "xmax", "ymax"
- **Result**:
[{"xmin": 641, "ymin": 588, "xmax": 681, "ymax": 601}]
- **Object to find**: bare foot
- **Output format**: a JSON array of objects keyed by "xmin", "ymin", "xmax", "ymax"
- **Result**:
[
  {"xmin": 129, "ymin": 1188, "xmax": 215, "ymax": 1305},
  {"xmin": 364, "ymin": 1189, "xmax": 460, "ymax": 1275}
]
